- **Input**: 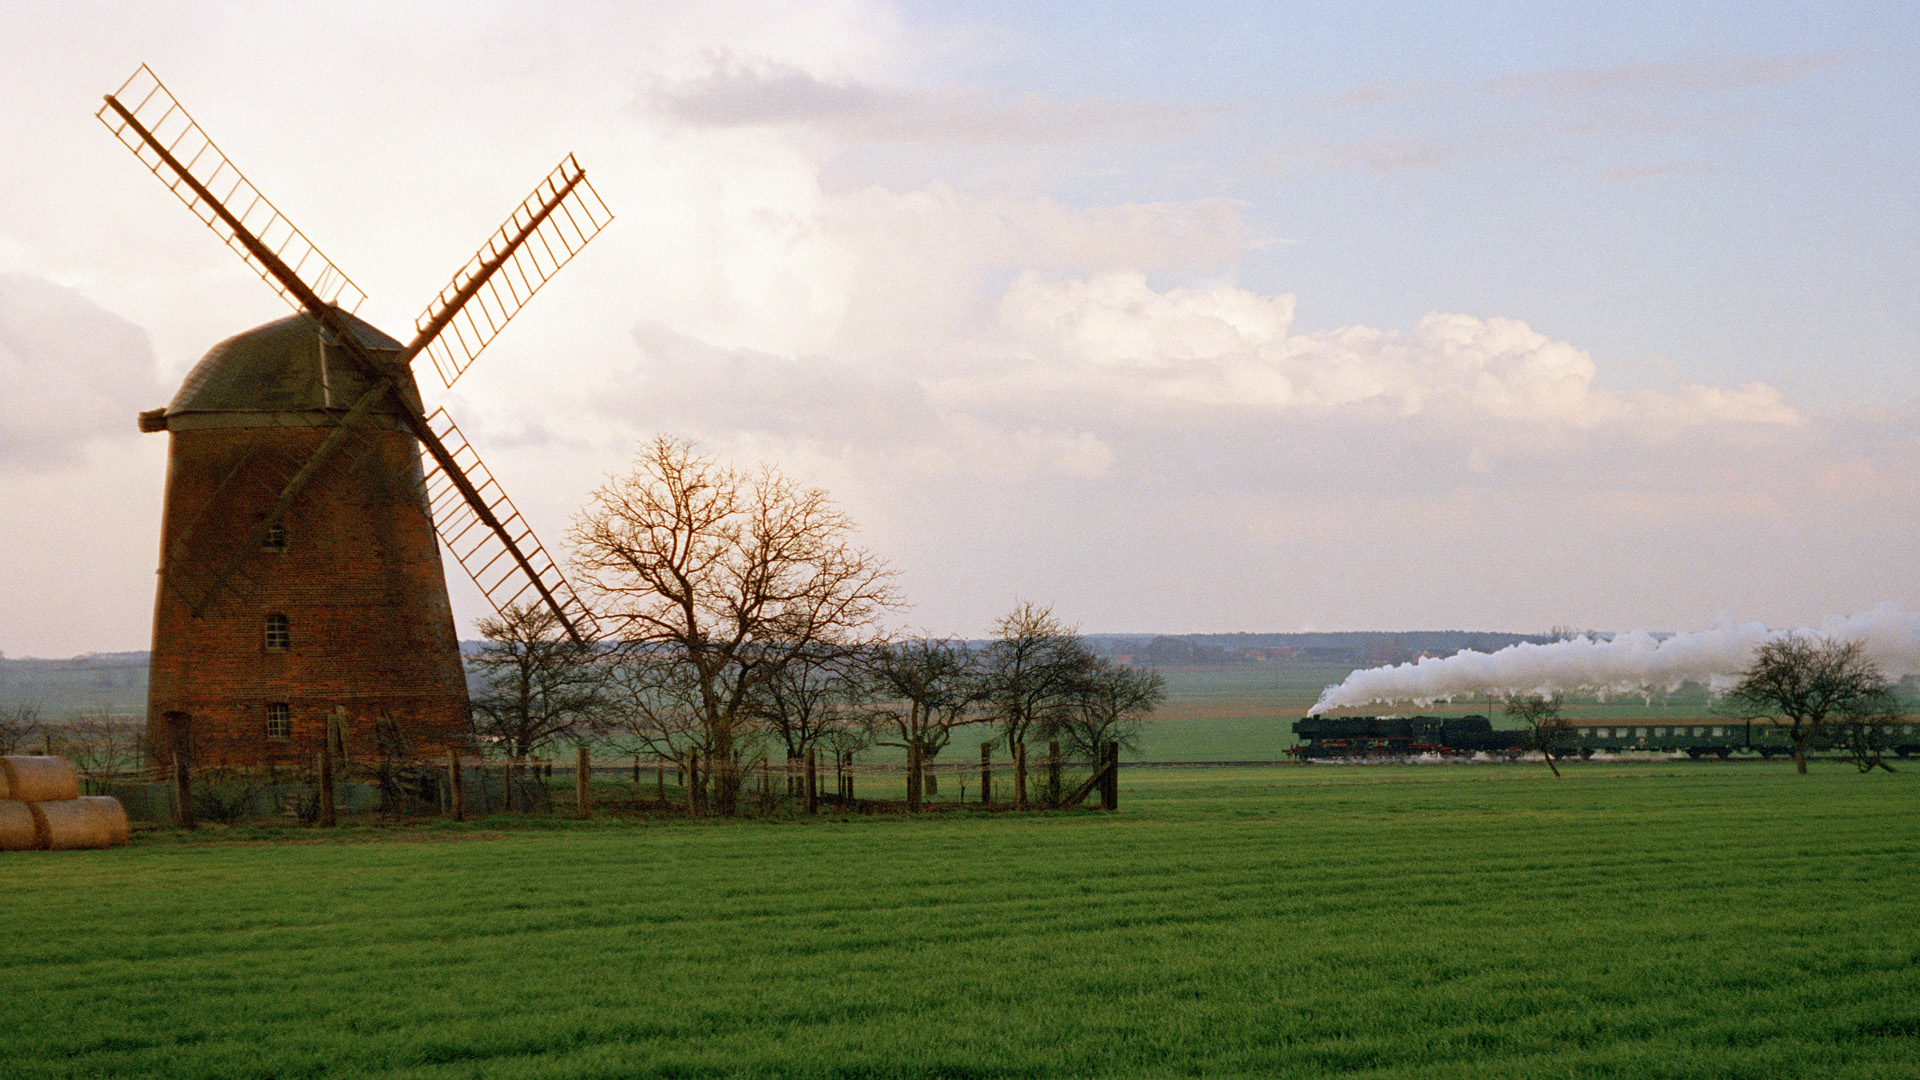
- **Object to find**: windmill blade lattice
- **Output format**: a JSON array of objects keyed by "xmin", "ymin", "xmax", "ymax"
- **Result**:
[
  {"xmin": 421, "ymin": 408, "xmax": 599, "ymax": 638},
  {"xmin": 97, "ymin": 65, "xmax": 366, "ymax": 316},
  {"xmin": 413, "ymin": 156, "xmax": 611, "ymax": 388}
]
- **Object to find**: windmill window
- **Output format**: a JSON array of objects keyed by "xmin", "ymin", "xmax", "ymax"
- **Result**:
[
  {"xmin": 262, "ymin": 523, "xmax": 287, "ymax": 552},
  {"xmin": 265, "ymin": 613, "xmax": 291, "ymax": 651},
  {"xmin": 266, "ymin": 703, "xmax": 291, "ymax": 739}
]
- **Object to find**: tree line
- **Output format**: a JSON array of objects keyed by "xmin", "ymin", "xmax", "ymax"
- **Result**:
[{"xmin": 468, "ymin": 437, "xmax": 1165, "ymax": 815}]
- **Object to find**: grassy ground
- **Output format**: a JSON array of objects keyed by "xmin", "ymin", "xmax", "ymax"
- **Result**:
[{"xmin": 5, "ymin": 760, "xmax": 1917, "ymax": 1079}]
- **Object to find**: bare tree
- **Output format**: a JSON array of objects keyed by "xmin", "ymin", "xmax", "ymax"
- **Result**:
[
  {"xmin": 0, "ymin": 699, "xmax": 42, "ymax": 755},
  {"xmin": 1830, "ymin": 696, "xmax": 1903, "ymax": 774},
  {"xmin": 469, "ymin": 601, "xmax": 607, "ymax": 761},
  {"xmin": 862, "ymin": 637, "xmax": 983, "ymax": 810},
  {"xmin": 1050, "ymin": 659, "xmax": 1164, "ymax": 762},
  {"xmin": 569, "ymin": 437, "xmax": 902, "ymax": 815},
  {"xmin": 1504, "ymin": 692, "xmax": 1574, "ymax": 777},
  {"xmin": 600, "ymin": 645, "xmax": 715, "ymax": 763},
  {"xmin": 979, "ymin": 603, "xmax": 1097, "ymax": 806},
  {"xmin": 51, "ymin": 706, "xmax": 142, "ymax": 782},
  {"xmin": 751, "ymin": 645, "xmax": 868, "ymax": 790},
  {"xmin": 1725, "ymin": 634, "xmax": 1897, "ymax": 775}
]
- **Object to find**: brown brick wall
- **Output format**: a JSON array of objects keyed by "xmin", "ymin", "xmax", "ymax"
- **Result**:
[{"xmin": 147, "ymin": 424, "xmax": 472, "ymax": 767}]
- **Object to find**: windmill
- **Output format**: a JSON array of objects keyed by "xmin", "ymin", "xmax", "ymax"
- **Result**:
[{"xmin": 99, "ymin": 65, "xmax": 610, "ymax": 768}]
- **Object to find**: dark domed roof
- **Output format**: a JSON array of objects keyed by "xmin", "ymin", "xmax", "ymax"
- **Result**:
[{"xmin": 162, "ymin": 310, "xmax": 424, "ymax": 431}]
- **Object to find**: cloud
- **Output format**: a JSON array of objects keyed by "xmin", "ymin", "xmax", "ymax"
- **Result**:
[
  {"xmin": 1605, "ymin": 161, "xmax": 1712, "ymax": 182},
  {"xmin": 604, "ymin": 321, "xmax": 1115, "ymax": 480},
  {"xmin": 1324, "ymin": 53, "xmax": 1856, "ymax": 111},
  {"xmin": 992, "ymin": 272, "xmax": 1800, "ymax": 430},
  {"xmin": 0, "ymin": 275, "xmax": 163, "ymax": 470},
  {"xmin": 644, "ymin": 54, "xmax": 1207, "ymax": 144},
  {"xmin": 1483, "ymin": 53, "xmax": 1857, "ymax": 99},
  {"xmin": 1296, "ymin": 52, "xmax": 1858, "ymax": 173}
]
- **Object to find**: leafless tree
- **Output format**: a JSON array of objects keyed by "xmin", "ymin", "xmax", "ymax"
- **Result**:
[
  {"xmin": 979, "ymin": 603, "xmax": 1099, "ymax": 806},
  {"xmin": 751, "ymin": 645, "xmax": 868, "ymax": 790},
  {"xmin": 1050, "ymin": 659, "xmax": 1165, "ymax": 762},
  {"xmin": 862, "ymin": 637, "xmax": 983, "ymax": 810},
  {"xmin": 1830, "ymin": 697, "xmax": 1903, "ymax": 774},
  {"xmin": 569, "ymin": 437, "xmax": 902, "ymax": 815},
  {"xmin": 1725, "ymin": 634, "xmax": 1898, "ymax": 775},
  {"xmin": 50, "ymin": 706, "xmax": 142, "ymax": 781},
  {"xmin": 0, "ymin": 699, "xmax": 42, "ymax": 755},
  {"xmin": 469, "ymin": 601, "xmax": 607, "ymax": 761},
  {"xmin": 1504, "ymin": 692, "xmax": 1574, "ymax": 777},
  {"xmin": 600, "ymin": 645, "xmax": 716, "ymax": 761}
]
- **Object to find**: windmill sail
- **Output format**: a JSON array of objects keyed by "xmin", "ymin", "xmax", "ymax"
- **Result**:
[
  {"xmin": 409, "ymin": 156, "xmax": 612, "ymax": 388},
  {"xmin": 420, "ymin": 408, "xmax": 599, "ymax": 638},
  {"xmin": 97, "ymin": 65, "xmax": 365, "ymax": 316}
]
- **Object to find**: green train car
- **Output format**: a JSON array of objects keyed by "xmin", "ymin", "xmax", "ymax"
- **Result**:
[
  {"xmin": 1293, "ymin": 716, "xmax": 1920, "ymax": 760},
  {"xmin": 1566, "ymin": 720, "xmax": 1920, "ymax": 759}
]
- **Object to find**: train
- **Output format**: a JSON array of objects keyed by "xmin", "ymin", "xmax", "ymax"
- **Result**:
[{"xmin": 1289, "ymin": 715, "xmax": 1920, "ymax": 760}]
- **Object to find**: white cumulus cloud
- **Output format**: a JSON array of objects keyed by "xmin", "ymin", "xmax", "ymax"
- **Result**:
[{"xmin": 993, "ymin": 271, "xmax": 1800, "ymax": 429}]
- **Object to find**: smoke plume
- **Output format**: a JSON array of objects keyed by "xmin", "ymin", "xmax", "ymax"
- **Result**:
[{"xmin": 1310, "ymin": 604, "xmax": 1920, "ymax": 714}]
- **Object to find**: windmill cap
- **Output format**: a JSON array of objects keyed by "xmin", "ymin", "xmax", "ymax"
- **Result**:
[{"xmin": 156, "ymin": 310, "xmax": 424, "ymax": 432}]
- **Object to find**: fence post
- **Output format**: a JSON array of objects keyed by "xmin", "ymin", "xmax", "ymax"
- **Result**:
[
  {"xmin": 318, "ymin": 741, "xmax": 337, "ymax": 828},
  {"xmin": 805, "ymin": 748, "xmax": 818, "ymax": 814},
  {"xmin": 168, "ymin": 711, "xmax": 194, "ymax": 829},
  {"xmin": 503, "ymin": 760, "xmax": 514, "ymax": 813},
  {"xmin": 685, "ymin": 749, "xmax": 699, "ymax": 817},
  {"xmin": 1102, "ymin": 741, "xmax": 1119, "ymax": 811},
  {"xmin": 841, "ymin": 751, "xmax": 854, "ymax": 802},
  {"xmin": 447, "ymin": 747, "xmax": 464, "ymax": 822},
  {"xmin": 328, "ymin": 705, "xmax": 348, "ymax": 763},
  {"xmin": 1047, "ymin": 740, "xmax": 1061, "ymax": 807},
  {"xmin": 980, "ymin": 741, "xmax": 993, "ymax": 805},
  {"xmin": 576, "ymin": 746, "xmax": 592, "ymax": 820},
  {"xmin": 1013, "ymin": 741, "xmax": 1028, "ymax": 811},
  {"xmin": 907, "ymin": 742, "xmax": 923, "ymax": 813}
]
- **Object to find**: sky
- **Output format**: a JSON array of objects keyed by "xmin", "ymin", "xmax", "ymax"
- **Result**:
[{"xmin": 1, "ymin": 0, "xmax": 1917, "ymax": 658}]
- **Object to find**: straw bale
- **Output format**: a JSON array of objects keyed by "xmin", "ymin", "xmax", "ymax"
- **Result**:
[
  {"xmin": 1, "ymin": 756, "xmax": 80, "ymax": 802},
  {"xmin": 0, "ymin": 800, "xmax": 36, "ymax": 850},
  {"xmin": 78, "ymin": 796, "xmax": 131, "ymax": 847},
  {"xmin": 0, "ymin": 763, "xmax": 8, "ymax": 800},
  {"xmin": 29, "ymin": 799, "xmax": 116, "ymax": 851}
]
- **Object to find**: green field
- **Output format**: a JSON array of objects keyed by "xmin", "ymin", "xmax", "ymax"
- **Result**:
[{"xmin": 6, "ymin": 762, "xmax": 1917, "ymax": 1079}]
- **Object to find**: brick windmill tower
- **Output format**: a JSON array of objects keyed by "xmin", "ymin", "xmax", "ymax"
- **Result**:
[{"xmin": 98, "ymin": 66, "xmax": 607, "ymax": 768}]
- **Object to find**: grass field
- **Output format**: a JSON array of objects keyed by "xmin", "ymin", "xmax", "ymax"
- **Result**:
[{"xmin": 6, "ymin": 761, "xmax": 1917, "ymax": 1079}]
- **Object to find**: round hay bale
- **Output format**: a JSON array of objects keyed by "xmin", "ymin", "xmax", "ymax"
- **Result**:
[
  {"xmin": 29, "ymin": 799, "xmax": 115, "ymax": 851},
  {"xmin": 0, "ymin": 763, "xmax": 9, "ymax": 800},
  {"xmin": 0, "ymin": 800, "xmax": 36, "ymax": 850},
  {"xmin": 1, "ymin": 756, "xmax": 80, "ymax": 803},
  {"xmin": 77, "ymin": 795, "xmax": 131, "ymax": 847}
]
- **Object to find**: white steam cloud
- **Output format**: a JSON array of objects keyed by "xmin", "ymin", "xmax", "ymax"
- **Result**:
[{"xmin": 1311, "ymin": 604, "xmax": 1920, "ymax": 714}]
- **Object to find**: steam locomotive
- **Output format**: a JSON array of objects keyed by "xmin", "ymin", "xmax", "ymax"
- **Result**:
[
  {"xmin": 1290, "ymin": 715, "xmax": 1522, "ymax": 759},
  {"xmin": 1289, "ymin": 715, "xmax": 1920, "ymax": 760}
]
